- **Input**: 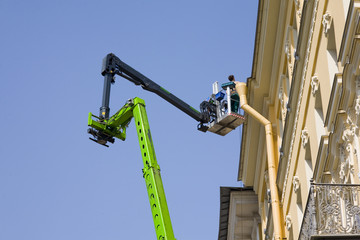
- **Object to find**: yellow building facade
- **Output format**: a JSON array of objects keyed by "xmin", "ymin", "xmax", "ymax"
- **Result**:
[{"xmin": 236, "ymin": 0, "xmax": 360, "ymax": 239}]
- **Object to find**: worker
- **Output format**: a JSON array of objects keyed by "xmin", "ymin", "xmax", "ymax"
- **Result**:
[{"xmin": 228, "ymin": 75, "xmax": 240, "ymax": 113}]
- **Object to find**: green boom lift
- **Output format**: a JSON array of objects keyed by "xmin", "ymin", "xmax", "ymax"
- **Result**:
[
  {"xmin": 89, "ymin": 97, "xmax": 175, "ymax": 239},
  {"xmin": 87, "ymin": 53, "xmax": 245, "ymax": 239}
]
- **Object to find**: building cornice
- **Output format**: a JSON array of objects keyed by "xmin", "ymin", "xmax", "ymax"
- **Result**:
[
  {"xmin": 238, "ymin": 0, "xmax": 283, "ymax": 184},
  {"xmin": 238, "ymin": 0, "xmax": 264, "ymax": 182}
]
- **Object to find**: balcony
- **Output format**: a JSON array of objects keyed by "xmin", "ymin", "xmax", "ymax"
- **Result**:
[{"xmin": 299, "ymin": 182, "xmax": 360, "ymax": 240}]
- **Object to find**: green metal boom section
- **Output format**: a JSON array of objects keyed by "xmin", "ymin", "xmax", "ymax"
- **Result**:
[{"xmin": 88, "ymin": 97, "xmax": 176, "ymax": 240}]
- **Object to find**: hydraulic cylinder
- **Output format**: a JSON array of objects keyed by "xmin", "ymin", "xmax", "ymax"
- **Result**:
[{"xmin": 99, "ymin": 73, "xmax": 113, "ymax": 119}]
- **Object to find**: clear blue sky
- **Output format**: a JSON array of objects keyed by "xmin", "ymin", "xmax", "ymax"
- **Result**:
[{"xmin": 0, "ymin": 1, "xmax": 258, "ymax": 239}]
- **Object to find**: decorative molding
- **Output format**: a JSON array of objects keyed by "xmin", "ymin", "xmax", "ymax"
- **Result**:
[
  {"xmin": 279, "ymin": 87, "xmax": 284, "ymax": 106},
  {"xmin": 282, "ymin": 0, "xmax": 319, "ymax": 203},
  {"xmin": 346, "ymin": 108, "xmax": 356, "ymax": 128},
  {"xmin": 339, "ymin": 144, "xmax": 348, "ymax": 182},
  {"xmin": 338, "ymin": 129, "xmax": 356, "ymax": 183},
  {"xmin": 311, "ymin": 75, "xmax": 319, "ymax": 95},
  {"xmin": 342, "ymin": 111, "xmax": 357, "ymax": 143},
  {"xmin": 282, "ymin": 107, "xmax": 287, "ymax": 121},
  {"xmin": 355, "ymin": 97, "xmax": 360, "ymax": 115},
  {"xmin": 355, "ymin": 76, "xmax": 360, "ymax": 115},
  {"xmin": 264, "ymin": 170, "xmax": 269, "ymax": 188},
  {"xmin": 285, "ymin": 41, "xmax": 291, "ymax": 62},
  {"xmin": 356, "ymin": 76, "xmax": 360, "ymax": 93},
  {"xmin": 279, "ymin": 86, "xmax": 287, "ymax": 120},
  {"xmin": 289, "ymin": 64, "xmax": 293, "ymax": 77},
  {"xmin": 322, "ymin": 12, "xmax": 332, "ymax": 37},
  {"xmin": 297, "ymin": 10, "xmax": 302, "ymax": 19},
  {"xmin": 294, "ymin": 0, "xmax": 301, "ymax": 18},
  {"xmin": 286, "ymin": 215, "xmax": 292, "ymax": 231},
  {"xmin": 301, "ymin": 128, "xmax": 309, "ymax": 147},
  {"xmin": 293, "ymin": 176, "xmax": 300, "ymax": 193},
  {"xmin": 342, "ymin": 126, "xmax": 355, "ymax": 143}
]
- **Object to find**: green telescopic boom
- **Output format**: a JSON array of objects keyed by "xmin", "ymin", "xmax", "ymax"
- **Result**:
[{"xmin": 88, "ymin": 98, "xmax": 176, "ymax": 240}]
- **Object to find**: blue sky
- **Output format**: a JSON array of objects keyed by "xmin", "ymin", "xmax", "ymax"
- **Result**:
[{"xmin": 0, "ymin": 1, "xmax": 258, "ymax": 239}]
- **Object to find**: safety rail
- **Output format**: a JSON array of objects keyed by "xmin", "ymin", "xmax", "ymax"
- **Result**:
[
  {"xmin": 299, "ymin": 181, "xmax": 360, "ymax": 240},
  {"xmin": 207, "ymin": 81, "xmax": 245, "ymax": 136}
]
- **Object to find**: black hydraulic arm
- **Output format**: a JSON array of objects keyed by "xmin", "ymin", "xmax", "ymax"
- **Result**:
[{"xmin": 99, "ymin": 53, "xmax": 209, "ymax": 127}]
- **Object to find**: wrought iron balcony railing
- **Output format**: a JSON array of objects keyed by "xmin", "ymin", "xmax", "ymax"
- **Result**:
[{"xmin": 299, "ymin": 182, "xmax": 360, "ymax": 239}]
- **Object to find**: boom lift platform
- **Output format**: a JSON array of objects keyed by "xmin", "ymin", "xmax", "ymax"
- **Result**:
[
  {"xmin": 89, "ymin": 53, "xmax": 244, "ymax": 145},
  {"xmin": 87, "ymin": 53, "xmax": 245, "ymax": 239},
  {"xmin": 207, "ymin": 81, "xmax": 245, "ymax": 136}
]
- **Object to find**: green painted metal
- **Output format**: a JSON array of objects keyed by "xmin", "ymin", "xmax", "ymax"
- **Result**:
[
  {"xmin": 88, "ymin": 97, "xmax": 176, "ymax": 240},
  {"xmin": 133, "ymin": 102, "xmax": 176, "ymax": 240}
]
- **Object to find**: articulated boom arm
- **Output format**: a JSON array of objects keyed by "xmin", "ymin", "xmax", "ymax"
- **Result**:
[
  {"xmin": 100, "ymin": 53, "xmax": 210, "ymax": 126},
  {"xmin": 88, "ymin": 98, "xmax": 176, "ymax": 240},
  {"xmin": 94, "ymin": 52, "xmax": 244, "ymax": 145},
  {"xmin": 86, "ymin": 53, "xmax": 246, "ymax": 240},
  {"xmin": 88, "ymin": 99, "xmax": 134, "ymax": 145}
]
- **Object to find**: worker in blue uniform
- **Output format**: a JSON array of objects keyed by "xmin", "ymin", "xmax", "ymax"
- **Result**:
[{"xmin": 228, "ymin": 75, "xmax": 239, "ymax": 113}]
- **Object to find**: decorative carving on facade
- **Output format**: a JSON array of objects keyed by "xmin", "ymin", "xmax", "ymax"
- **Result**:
[
  {"xmin": 285, "ymin": 215, "xmax": 292, "ymax": 231},
  {"xmin": 301, "ymin": 129, "xmax": 309, "ymax": 148},
  {"xmin": 347, "ymin": 146, "xmax": 355, "ymax": 182},
  {"xmin": 322, "ymin": 12, "xmax": 332, "ymax": 37},
  {"xmin": 264, "ymin": 170, "xmax": 269, "ymax": 188},
  {"xmin": 289, "ymin": 64, "xmax": 293, "ymax": 77},
  {"xmin": 355, "ymin": 97, "xmax": 360, "ymax": 115},
  {"xmin": 310, "ymin": 75, "xmax": 319, "ymax": 95},
  {"xmin": 297, "ymin": 10, "xmax": 302, "ymax": 19},
  {"xmin": 333, "ymin": 109, "xmax": 359, "ymax": 184},
  {"xmin": 281, "ymin": 0, "xmax": 319, "ymax": 203},
  {"xmin": 278, "ymin": 86, "xmax": 287, "ymax": 120},
  {"xmin": 279, "ymin": 87, "xmax": 284, "ymax": 106},
  {"xmin": 342, "ymin": 126, "xmax": 355, "ymax": 144},
  {"xmin": 346, "ymin": 108, "xmax": 357, "ymax": 129},
  {"xmin": 339, "ymin": 145, "xmax": 348, "ymax": 182},
  {"xmin": 337, "ymin": 143, "xmax": 356, "ymax": 184},
  {"xmin": 285, "ymin": 41, "xmax": 291, "ymax": 62},
  {"xmin": 294, "ymin": 0, "xmax": 301, "ymax": 18},
  {"xmin": 355, "ymin": 76, "xmax": 360, "ymax": 115},
  {"xmin": 343, "ymin": 110, "xmax": 356, "ymax": 144},
  {"xmin": 282, "ymin": 107, "xmax": 287, "ymax": 121},
  {"xmin": 293, "ymin": 176, "xmax": 300, "ymax": 193}
]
